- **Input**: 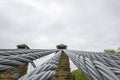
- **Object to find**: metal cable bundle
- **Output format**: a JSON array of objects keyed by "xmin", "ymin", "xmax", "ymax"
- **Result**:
[
  {"xmin": 19, "ymin": 50, "xmax": 62, "ymax": 80},
  {"xmin": 64, "ymin": 50, "xmax": 120, "ymax": 80},
  {"xmin": 1, "ymin": 48, "xmax": 120, "ymax": 80},
  {"xmin": 0, "ymin": 49, "xmax": 58, "ymax": 56},
  {"xmin": 70, "ymin": 50, "xmax": 120, "ymax": 78},
  {"xmin": 0, "ymin": 49, "xmax": 59, "ymax": 71}
]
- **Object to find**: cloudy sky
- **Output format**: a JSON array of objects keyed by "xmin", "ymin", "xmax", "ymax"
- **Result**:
[
  {"xmin": 0, "ymin": 0, "xmax": 120, "ymax": 52},
  {"xmin": 0, "ymin": 0, "xmax": 120, "ymax": 71}
]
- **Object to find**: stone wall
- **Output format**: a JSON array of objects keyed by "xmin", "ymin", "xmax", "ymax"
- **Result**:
[
  {"xmin": 51, "ymin": 51, "xmax": 71, "ymax": 80},
  {"xmin": 0, "ymin": 64, "xmax": 28, "ymax": 80}
]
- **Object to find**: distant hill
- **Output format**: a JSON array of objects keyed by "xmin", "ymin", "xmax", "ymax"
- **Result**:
[{"xmin": 71, "ymin": 69, "xmax": 87, "ymax": 80}]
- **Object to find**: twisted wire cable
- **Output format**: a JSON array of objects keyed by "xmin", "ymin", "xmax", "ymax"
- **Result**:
[
  {"xmin": 70, "ymin": 51, "xmax": 120, "ymax": 68},
  {"xmin": 0, "ymin": 49, "xmax": 58, "ymax": 56},
  {"xmin": 0, "ymin": 49, "xmax": 59, "ymax": 71},
  {"xmin": 1, "ymin": 48, "xmax": 120, "ymax": 80},
  {"xmin": 64, "ymin": 50, "xmax": 120, "ymax": 80},
  {"xmin": 19, "ymin": 50, "xmax": 62, "ymax": 80},
  {"xmin": 70, "ymin": 50, "xmax": 120, "ymax": 78}
]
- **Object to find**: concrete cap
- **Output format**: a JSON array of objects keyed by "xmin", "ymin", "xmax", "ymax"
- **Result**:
[
  {"xmin": 56, "ymin": 44, "xmax": 67, "ymax": 49},
  {"xmin": 17, "ymin": 44, "xmax": 30, "ymax": 49}
]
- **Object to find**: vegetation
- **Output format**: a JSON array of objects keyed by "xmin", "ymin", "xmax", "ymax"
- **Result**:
[
  {"xmin": 103, "ymin": 47, "xmax": 120, "ymax": 54},
  {"xmin": 0, "ymin": 74, "xmax": 2, "ymax": 80},
  {"xmin": 71, "ymin": 69, "xmax": 87, "ymax": 80}
]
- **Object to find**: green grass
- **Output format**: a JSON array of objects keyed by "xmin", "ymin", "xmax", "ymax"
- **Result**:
[{"xmin": 71, "ymin": 69, "xmax": 88, "ymax": 80}]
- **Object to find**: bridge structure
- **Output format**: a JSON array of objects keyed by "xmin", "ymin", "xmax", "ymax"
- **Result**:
[{"xmin": 0, "ymin": 44, "xmax": 120, "ymax": 80}]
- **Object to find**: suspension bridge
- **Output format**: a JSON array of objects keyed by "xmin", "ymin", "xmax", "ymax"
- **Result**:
[{"xmin": 0, "ymin": 44, "xmax": 120, "ymax": 80}]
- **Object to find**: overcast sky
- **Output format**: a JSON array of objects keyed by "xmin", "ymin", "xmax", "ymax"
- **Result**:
[
  {"xmin": 0, "ymin": 0, "xmax": 120, "ymax": 71},
  {"xmin": 0, "ymin": 0, "xmax": 120, "ymax": 51}
]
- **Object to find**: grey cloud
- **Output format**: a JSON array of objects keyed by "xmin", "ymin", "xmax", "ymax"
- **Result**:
[{"xmin": 0, "ymin": 0, "xmax": 119, "ymax": 52}]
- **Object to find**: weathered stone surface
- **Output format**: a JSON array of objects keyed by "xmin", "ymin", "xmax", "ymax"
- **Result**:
[
  {"xmin": 0, "ymin": 64, "xmax": 28, "ymax": 80},
  {"xmin": 51, "ymin": 51, "xmax": 71, "ymax": 80}
]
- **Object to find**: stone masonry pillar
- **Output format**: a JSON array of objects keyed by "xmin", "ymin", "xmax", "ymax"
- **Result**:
[{"xmin": 51, "ymin": 44, "xmax": 71, "ymax": 80}]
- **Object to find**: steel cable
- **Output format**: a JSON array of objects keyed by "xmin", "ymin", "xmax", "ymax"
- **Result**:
[
  {"xmin": 19, "ymin": 50, "xmax": 62, "ymax": 80},
  {"xmin": 64, "ymin": 50, "xmax": 120, "ymax": 80},
  {"xmin": 0, "ymin": 49, "xmax": 59, "ymax": 71}
]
